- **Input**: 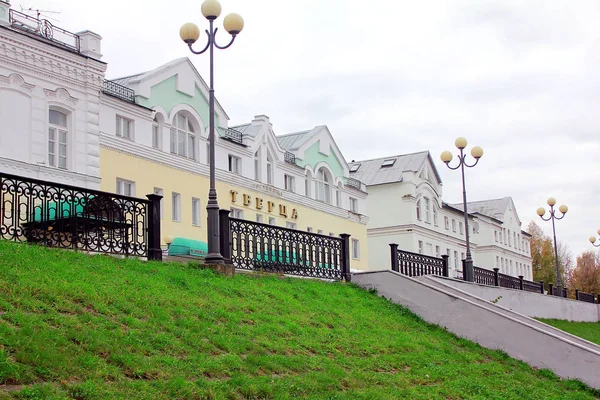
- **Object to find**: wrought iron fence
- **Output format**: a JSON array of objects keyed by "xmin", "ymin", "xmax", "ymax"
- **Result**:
[
  {"xmin": 0, "ymin": 172, "xmax": 162, "ymax": 260},
  {"xmin": 221, "ymin": 212, "xmax": 350, "ymax": 281},
  {"xmin": 346, "ymin": 177, "xmax": 362, "ymax": 191},
  {"xmin": 522, "ymin": 279, "xmax": 543, "ymax": 293},
  {"xmin": 9, "ymin": 9, "xmax": 80, "ymax": 52},
  {"xmin": 102, "ymin": 80, "xmax": 136, "ymax": 103},
  {"xmin": 575, "ymin": 290, "xmax": 596, "ymax": 304},
  {"xmin": 473, "ymin": 266, "xmax": 495, "ymax": 286},
  {"xmin": 548, "ymin": 284, "xmax": 567, "ymax": 298},
  {"xmin": 390, "ymin": 244, "xmax": 449, "ymax": 277},
  {"xmin": 284, "ymin": 151, "xmax": 296, "ymax": 165},
  {"xmin": 498, "ymin": 272, "xmax": 521, "ymax": 290},
  {"xmin": 223, "ymin": 128, "xmax": 243, "ymax": 145}
]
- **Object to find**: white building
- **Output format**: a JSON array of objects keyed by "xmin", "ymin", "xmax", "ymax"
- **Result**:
[{"xmin": 349, "ymin": 151, "xmax": 533, "ymax": 279}]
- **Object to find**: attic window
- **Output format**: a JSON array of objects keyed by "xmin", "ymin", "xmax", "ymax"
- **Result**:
[
  {"xmin": 350, "ymin": 164, "xmax": 360, "ymax": 172},
  {"xmin": 381, "ymin": 158, "xmax": 396, "ymax": 168}
]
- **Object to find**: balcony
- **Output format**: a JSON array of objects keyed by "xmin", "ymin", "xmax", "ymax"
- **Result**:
[
  {"xmin": 9, "ymin": 9, "xmax": 80, "ymax": 52},
  {"xmin": 102, "ymin": 80, "xmax": 136, "ymax": 103},
  {"xmin": 284, "ymin": 151, "xmax": 296, "ymax": 165},
  {"xmin": 222, "ymin": 128, "xmax": 243, "ymax": 145}
]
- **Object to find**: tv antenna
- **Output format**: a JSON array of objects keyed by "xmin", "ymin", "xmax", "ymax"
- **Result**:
[{"xmin": 19, "ymin": 5, "xmax": 61, "ymax": 22}]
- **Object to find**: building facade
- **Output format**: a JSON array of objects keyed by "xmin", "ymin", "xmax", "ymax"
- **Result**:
[{"xmin": 349, "ymin": 152, "xmax": 533, "ymax": 279}]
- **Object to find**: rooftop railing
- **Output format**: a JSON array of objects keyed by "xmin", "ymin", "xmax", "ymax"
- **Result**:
[
  {"xmin": 102, "ymin": 80, "xmax": 136, "ymax": 103},
  {"xmin": 9, "ymin": 9, "xmax": 80, "ymax": 52}
]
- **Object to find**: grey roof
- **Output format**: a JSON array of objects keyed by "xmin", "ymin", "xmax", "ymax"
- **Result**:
[
  {"xmin": 349, "ymin": 151, "xmax": 440, "ymax": 186},
  {"xmin": 276, "ymin": 129, "xmax": 318, "ymax": 151},
  {"xmin": 453, "ymin": 197, "xmax": 511, "ymax": 221},
  {"xmin": 111, "ymin": 72, "xmax": 145, "ymax": 88},
  {"xmin": 229, "ymin": 123, "xmax": 262, "ymax": 138}
]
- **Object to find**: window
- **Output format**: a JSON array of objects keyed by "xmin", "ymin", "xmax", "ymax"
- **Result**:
[
  {"xmin": 459, "ymin": 222, "xmax": 464, "ymax": 235},
  {"xmin": 350, "ymin": 164, "xmax": 360, "ymax": 172},
  {"xmin": 454, "ymin": 251, "xmax": 458, "ymax": 268},
  {"xmin": 266, "ymin": 152, "xmax": 273, "ymax": 185},
  {"xmin": 172, "ymin": 192, "xmax": 181, "ymax": 221},
  {"xmin": 286, "ymin": 221, "xmax": 297, "ymax": 229},
  {"xmin": 418, "ymin": 240, "xmax": 423, "ymax": 254},
  {"xmin": 499, "ymin": 231, "xmax": 503, "ymax": 243},
  {"xmin": 446, "ymin": 248, "xmax": 450, "ymax": 256},
  {"xmin": 316, "ymin": 168, "xmax": 331, "ymax": 203},
  {"xmin": 416, "ymin": 200, "xmax": 422, "ymax": 221},
  {"xmin": 153, "ymin": 187, "xmax": 164, "ymax": 219},
  {"xmin": 435, "ymin": 246, "xmax": 440, "ymax": 257},
  {"xmin": 256, "ymin": 214, "xmax": 263, "ymax": 223},
  {"xmin": 228, "ymin": 155, "xmax": 241, "ymax": 174},
  {"xmin": 495, "ymin": 231, "xmax": 498, "ymax": 242},
  {"xmin": 424, "ymin": 198, "xmax": 431, "ymax": 223},
  {"xmin": 426, "ymin": 243, "xmax": 433, "ymax": 255},
  {"xmin": 517, "ymin": 234, "xmax": 521, "ymax": 250},
  {"xmin": 116, "ymin": 115, "xmax": 133, "ymax": 139},
  {"xmin": 452, "ymin": 219, "xmax": 456, "ymax": 232},
  {"xmin": 510, "ymin": 260, "xmax": 513, "ymax": 275},
  {"xmin": 192, "ymin": 198, "xmax": 201, "ymax": 226},
  {"xmin": 48, "ymin": 110, "xmax": 68, "ymax": 169},
  {"xmin": 381, "ymin": 158, "xmax": 396, "ymax": 168},
  {"xmin": 170, "ymin": 113, "xmax": 196, "ymax": 159},
  {"xmin": 307, "ymin": 227, "xmax": 313, "ymax": 232},
  {"xmin": 444, "ymin": 216, "xmax": 449, "ymax": 230},
  {"xmin": 433, "ymin": 207, "xmax": 438, "ymax": 226},
  {"xmin": 349, "ymin": 197, "xmax": 358, "ymax": 213},
  {"xmin": 231, "ymin": 208, "xmax": 243, "ymax": 219},
  {"xmin": 116, "ymin": 178, "xmax": 135, "ymax": 196},
  {"xmin": 268, "ymin": 217, "xmax": 276, "ymax": 225},
  {"xmin": 305, "ymin": 177, "xmax": 311, "ymax": 198},
  {"xmin": 514, "ymin": 232, "xmax": 517, "ymax": 248},
  {"xmin": 152, "ymin": 121, "xmax": 160, "ymax": 149},
  {"xmin": 284, "ymin": 174, "xmax": 295, "ymax": 192},
  {"xmin": 508, "ymin": 230, "xmax": 511, "ymax": 246},
  {"xmin": 352, "ymin": 239, "xmax": 360, "ymax": 259},
  {"xmin": 335, "ymin": 189, "xmax": 341, "ymax": 207},
  {"xmin": 254, "ymin": 151, "xmax": 260, "ymax": 181},
  {"xmin": 461, "ymin": 252, "xmax": 465, "ymax": 261}
]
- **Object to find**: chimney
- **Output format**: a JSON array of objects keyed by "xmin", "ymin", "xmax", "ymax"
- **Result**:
[
  {"xmin": 252, "ymin": 115, "xmax": 270, "ymax": 123},
  {"xmin": 76, "ymin": 30, "xmax": 103, "ymax": 60},
  {"xmin": 0, "ymin": 1, "xmax": 10, "ymax": 27}
]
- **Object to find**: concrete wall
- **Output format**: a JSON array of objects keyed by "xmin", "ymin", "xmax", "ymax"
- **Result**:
[
  {"xmin": 352, "ymin": 270, "xmax": 600, "ymax": 389},
  {"xmin": 430, "ymin": 276, "xmax": 600, "ymax": 322}
]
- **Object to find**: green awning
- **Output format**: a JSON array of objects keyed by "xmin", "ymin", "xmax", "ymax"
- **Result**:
[{"xmin": 168, "ymin": 237, "xmax": 208, "ymax": 257}]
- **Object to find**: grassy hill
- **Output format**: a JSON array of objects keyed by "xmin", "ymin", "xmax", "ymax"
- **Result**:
[{"xmin": 0, "ymin": 241, "xmax": 597, "ymax": 399}]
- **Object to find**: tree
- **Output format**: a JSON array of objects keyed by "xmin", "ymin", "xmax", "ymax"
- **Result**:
[
  {"xmin": 568, "ymin": 251, "xmax": 600, "ymax": 295},
  {"xmin": 527, "ymin": 221, "xmax": 561, "ymax": 288}
]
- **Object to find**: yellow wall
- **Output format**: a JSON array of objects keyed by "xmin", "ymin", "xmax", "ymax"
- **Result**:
[{"xmin": 100, "ymin": 148, "xmax": 369, "ymax": 270}]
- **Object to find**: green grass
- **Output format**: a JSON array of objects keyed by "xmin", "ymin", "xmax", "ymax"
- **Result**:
[
  {"xmin": 538, "ymin": 319, "xmax": 600, "ymax": 346},
  {"xmin": 0, "ymin": 241, "xmax": 598, "ymax": 399}
]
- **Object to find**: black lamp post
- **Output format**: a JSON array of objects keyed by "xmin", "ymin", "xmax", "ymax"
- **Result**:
[
  {"xmin": 537, "ymin": 199, "xmax": 568, "ymax": 294},
  {"xmin": 441, "ymin": 137, "xmax": 484, "ymax": 282},
  {"xmin": 179, "ymin": 0, "xmax": 244, "ymax": 264}
]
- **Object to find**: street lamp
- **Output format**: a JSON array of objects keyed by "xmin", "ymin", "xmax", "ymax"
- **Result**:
[
  {"xmin": 537, "ymin": 198, "xmax": 568, "ymax": 294},
  {"xmin": 588, "ymin": 229, "xmax": 600, "ymax": 247},
  {"xmin": 179, "ymin": 0, "xmax": 244, "ymax": 264},
  {"xmin": 440, "ymin": 137, "xmax": 483, "ymax": 282}
]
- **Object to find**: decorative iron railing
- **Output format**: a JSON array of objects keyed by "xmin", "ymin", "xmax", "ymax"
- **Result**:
[
  {"xmin": 0, "ymin": 172, "xmax": 162, "ymax": 260},
  {"xmin": 548, "ymin": 284, "xmax": 567, "ymax": 298},
  {"xmin": 522, "ymin": 279, "xmax": 543, "ymax": 293},
  {"xmin": 346, "ymin": 177, "xmax": 362, "ymax": 191},
  {"xmin": 284, "ymin": 151, "xmax": 296, "ymax": 165},
  {"xmin": 221, "ymin": 212, "xmax": 351, "ymax": 281},
  {"xmin": 473, "ymin": 266, "xmax": 495, "ymax": 286},
  {"xmin": 498, "ymin": 272, "xmax": 521, "ymax": 290},
  {"xmin": 575, "ymin": 290, "xmax": 596, "ymax": 304},
  {"xmin": 223, "ymin": 128, "xmax": 243, "ymax": 145},
  {"xmin": 102, "ymin": 80, "xmax": 136, "ymax": 103},
  {"xmin": 9, "ymin": 9, "xmax": 80, "ymax": 52},
  {"xmin": 390, "ymin": 244, "xmax": 449, "ymax": 277}
]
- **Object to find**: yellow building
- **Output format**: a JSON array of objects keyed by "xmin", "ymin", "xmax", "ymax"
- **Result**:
[{"xmin": 99, "ymin": 59, "xmax": 370, "ymax": 270}]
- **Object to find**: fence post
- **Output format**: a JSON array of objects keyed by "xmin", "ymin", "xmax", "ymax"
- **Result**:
[
  {"xmin": 517, "ymin": 275, "xmax": 523, "ymax": 290},
  {"xmin": 462, "ymin": 259, "xmax": 468, "ymax": 281},
  {"xmin": 219, "ymin": 209, "xmax": 232, "ymax": 265},
  {"xmin": 539, "ymin": 281, "xmax": 544, "ymax": 294},
  {"xmin": 493, "ymin": 268, "xmax": 499, "ymax": 286},
  {"xmin": 441, "ymin": 255, "xmax": 449, "ymax": 277},
  {"xmin": 575, "ymin": 289, "xmax": 579, "ymax": 301},
  {"xmin": 340, "ymin": 234, "xmax": 351, "ymax": 282},
  {"xmin": 549, "ymin": 283, "xmax": 554, "ymax": 296},
  {"xmin": 563, "ymin": 288, "xmax": 568, "ymax": 298},
  {"xmin": 389, "ymin": 243, "xmax": 399, "ymax": 272},
  {"xmin": 145, "ymin": 194, "xmax": 162, "ymax": 262}
]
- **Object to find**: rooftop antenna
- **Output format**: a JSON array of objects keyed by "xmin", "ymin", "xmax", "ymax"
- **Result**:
[{"xmin": 19, "ymin": 5, "xmax": 61, "ymax": 22}]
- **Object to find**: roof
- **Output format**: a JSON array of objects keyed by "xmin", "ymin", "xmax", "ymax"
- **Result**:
[
  {"xmin": 110, "ymin": 58, "xmax": 189, "ymax": 86},
  {"xmin": 276, "ymin": 128, "xmax": 319, "ymax": 151},
  {"xmin": 453, "ymin": 197, "xmax": 512, "ymax": 222},
  {"xmin": 348, "ymin": 151, "xmax": 441, "ymax": 186},
  {"xmin": 229, "ymin": 123, "xmax": 262, "ymax": 138}
]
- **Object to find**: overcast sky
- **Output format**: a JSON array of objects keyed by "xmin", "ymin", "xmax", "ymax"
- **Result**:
[{"xmin": 37, "ymin": 0, "xmax": 600, "ymax": 259}]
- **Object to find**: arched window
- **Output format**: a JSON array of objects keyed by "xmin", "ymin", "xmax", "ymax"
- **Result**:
[
  {"xmin": 170, "ymin": 112, "xmax": 196, "ymax": 160},
  {"xmin": 254, "ymin": 150, "xmax": 261, "ymax": 181},
  {"xmin": 316, "ymin": 168, "xmax": 331, "ymax": 204},
  {"xmin": 152, "ymin": 113, "xmax": 164, "ymax": 149},
  {"xmin": 305, "ymin": 170, "xmax": 313, "ymax": 198},
  {"xmin": 266, "ymin": 152, "xmax": 273, "ymax": 185},
  {"xmin": 49, "ymin": 109, "xmax": 68, "ymax": 169}
]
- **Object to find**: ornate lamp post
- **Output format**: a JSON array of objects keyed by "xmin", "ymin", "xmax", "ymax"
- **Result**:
[
  {"xmin": 179, "ymin": 1, "xmax": 244, "ymax": 264},
  {"xmin": 440, "ymin": 137, "xmax": 483, "ymax": 282},
  {"xmin": 588, "ymin": 229, "xmax": 600, "ymax": 247},
  {"xmin": 537, "ymin": 198, "xmax": 568, "ymax": 294}
]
